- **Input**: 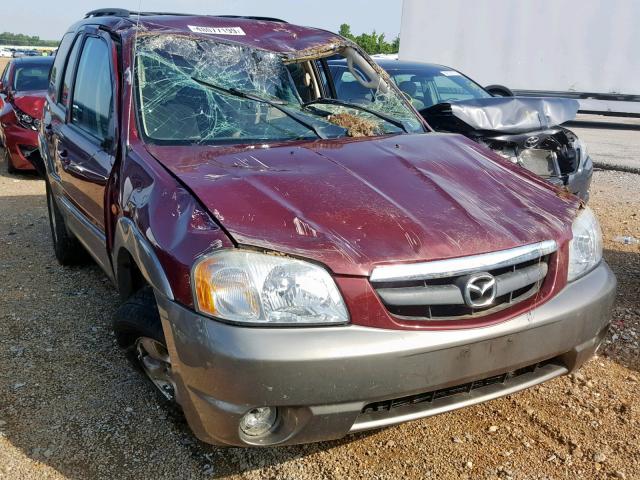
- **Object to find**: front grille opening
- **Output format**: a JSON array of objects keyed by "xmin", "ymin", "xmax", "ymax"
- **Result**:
[
  {"xmin": 373, "ymin": 254, "xmax": 552, "ymax": 321},
  {"xmin": 361, "ymin": 358, "xmax": 561, "ymax": 415}
]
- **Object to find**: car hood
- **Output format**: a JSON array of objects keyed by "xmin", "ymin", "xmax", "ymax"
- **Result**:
[
  {"xmin": 12, "ymin": 91, "xmax": 46, "ymax": 118},
  {"xmin": 422, "ymin": 97, "xmax": 580, "ymax": 134},
  {"xmin": 146, "ymin": 134, "xmax": 578, "ymax": 276}
]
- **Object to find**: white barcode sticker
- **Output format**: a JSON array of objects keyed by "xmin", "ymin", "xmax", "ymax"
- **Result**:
[
  {"xmin": 188, "ymin": 25, "xmax": 246, "ymax": 36},
  {"xmin": 441, "ymin": 70, "xmax": 462, "ymax": 77}
]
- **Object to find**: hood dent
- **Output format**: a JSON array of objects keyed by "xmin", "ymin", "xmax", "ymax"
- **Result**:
[{"xmin": 146, "ymin": 134, "xmax": 578, "ymax": 276}]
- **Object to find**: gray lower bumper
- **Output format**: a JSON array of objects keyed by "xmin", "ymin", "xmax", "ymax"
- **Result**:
[{"xmin": 157, "ymin": 262, "xmax": 615, "ymax": 447}]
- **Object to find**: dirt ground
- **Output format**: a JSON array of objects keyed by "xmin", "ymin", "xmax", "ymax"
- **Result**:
[{"xmin": 0, "ymin": 144, "xmax": 638, "ymax": 478}]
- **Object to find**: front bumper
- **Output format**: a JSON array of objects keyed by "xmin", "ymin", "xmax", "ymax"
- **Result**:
[
  {"xmin": 157, "ymin": 262, "xmax": 615, "ymax": 447},
  {"xmin": 2, "ymin": 123, "xmax": 38, "ymax": 171}
]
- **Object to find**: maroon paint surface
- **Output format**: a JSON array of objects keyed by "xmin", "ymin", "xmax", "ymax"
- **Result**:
[
  {"xmin": 145, "ymin": 134, "xmax": 577, "ymax": 276},
  {"xmin": 49, "ymin": 16, "xmax": 581, "ymax": 330}
]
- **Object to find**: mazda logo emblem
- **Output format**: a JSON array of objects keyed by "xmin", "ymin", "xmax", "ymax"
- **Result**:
[{"xmin": 462, "ymin": 272, "xmax": 497, "ymax": 308}]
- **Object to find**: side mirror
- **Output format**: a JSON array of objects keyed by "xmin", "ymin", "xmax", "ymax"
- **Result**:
[{"xmin": 485, "ymin": 84, "xmax": 514, "ymax": 97}]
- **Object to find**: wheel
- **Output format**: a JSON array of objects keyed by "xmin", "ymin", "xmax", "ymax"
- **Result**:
[
  {"xmin": 113, "ymin": 287, "xmax": 176, "ymax": 402},
  {"xmin": 45, "ymin": 180, "xmax": 87, "ymax": 265},
  {"xmin": 3, "ymin": 147, "xmax": 17, "ymax": 174},
  {"xmin": 485, "ymin": 84, "xmax": 514, "ymax": 97}
]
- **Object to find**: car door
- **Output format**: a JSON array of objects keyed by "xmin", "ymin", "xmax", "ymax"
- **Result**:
[
  {"xmin": 44, "ymin": 32, "xmax": 79, "ymax": 176},
  {"xmin": 52, "ymin": 28, "xmax": 118, "ymax": 270}
]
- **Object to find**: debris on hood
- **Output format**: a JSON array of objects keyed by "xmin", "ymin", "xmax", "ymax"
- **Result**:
[
  {"xmin": 422, "ymin": 97, "xmax": 580, "ymax": 133},
  {"xmin": 327, "ymin": 113, "xmax": 380, "ymax": 137}
]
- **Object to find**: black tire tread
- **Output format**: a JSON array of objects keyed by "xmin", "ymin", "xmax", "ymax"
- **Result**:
[
  {"xmin": 112, "ymin": 288, "xmax": 175, "ymax": 406},
  {"xmin": 45, "ymin": 181, "xmax": 88, "ymax": 265},
  {"xmin": 112, "ymin": 287, "xmax": 164, "ymax": 349},
  {"xmin": 4, "ymin": 147, "xmax": 17, "ymax": 174}
]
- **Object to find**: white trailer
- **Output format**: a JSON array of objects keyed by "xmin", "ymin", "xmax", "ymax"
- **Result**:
[{"xmin": 399, "ymin": 0, "xmax": 640, "ymax": 115}]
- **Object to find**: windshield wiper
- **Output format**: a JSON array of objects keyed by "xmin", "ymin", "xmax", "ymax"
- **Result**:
[
  {"xmin": 302, "ymin": 98, "xmax": 409, "ymax": 133},
  {"xmin": 191, "ymin": 76, "xmax": 326, "ymax": 139}
]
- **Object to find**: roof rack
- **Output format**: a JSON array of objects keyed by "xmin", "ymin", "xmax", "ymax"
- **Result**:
[
  {"xmin": 84, "ymin": 9, "xmax": 287, "ymax": 23},
  {"xmin": 216, "ymin": 15, "xmax": 288, "ymax": 23},
  {"xmin": 84, "ymin": 8, "xmax": 131, "ymax": 18}
]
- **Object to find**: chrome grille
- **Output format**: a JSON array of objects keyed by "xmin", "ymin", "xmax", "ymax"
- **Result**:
[{"xmin": 370, "ymin": 240, "xmax": 556, "ymax": 321}]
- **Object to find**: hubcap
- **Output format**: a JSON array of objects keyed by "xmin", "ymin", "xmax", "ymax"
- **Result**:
[{"xmin": 135, "ymin": 337, "xmax": 175, "ymax": 401}]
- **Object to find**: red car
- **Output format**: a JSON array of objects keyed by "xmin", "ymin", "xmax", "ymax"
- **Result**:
[
  {"xmin": 0, "ymin": 56, "xmax": 53, "ymax": 173},
  {"xmin": 39, "ymin": 10, "xmax": 614, "ymax": 447}
]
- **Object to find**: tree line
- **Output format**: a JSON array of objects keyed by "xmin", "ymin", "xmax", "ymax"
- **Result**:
[
  {"xmin": 0, "ymin": 32, "xmax": 58, "ymax": 47},
  {"xmin": 338, "ymin": 24, "xmax": 400, "ymax": 55}
]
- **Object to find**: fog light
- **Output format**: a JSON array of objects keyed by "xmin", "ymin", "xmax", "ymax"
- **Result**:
[{"xmin": 240, "ymin": 407, "xmax": 277, "ymax": 437}]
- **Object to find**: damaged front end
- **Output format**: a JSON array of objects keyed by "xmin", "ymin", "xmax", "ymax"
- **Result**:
[{"xmin": 422, "ymin": 97, "xmax": 592, "ymax": 201}]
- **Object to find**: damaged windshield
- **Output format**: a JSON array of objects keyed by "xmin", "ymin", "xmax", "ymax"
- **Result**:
[{"xmin": 135, "ymin": 35, "xmax": 424, "ymax": 145}]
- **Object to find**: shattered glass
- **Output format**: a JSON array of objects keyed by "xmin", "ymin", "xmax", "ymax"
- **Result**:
[{"xmin": 135, "ymin": 34, "xmax": 423, "ymax": 144}]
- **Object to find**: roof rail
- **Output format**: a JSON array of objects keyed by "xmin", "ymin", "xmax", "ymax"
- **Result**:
[
  {"xmin": 217, "ymin": 15, "xmax": 288, "ymax": 23},
  {"xmin": 84, "ymin": 8, "xmax": 131, "ymax": 18},
  {"xmin": 84, "ymin": 9, "xmax": 287, "ymax": 22}
]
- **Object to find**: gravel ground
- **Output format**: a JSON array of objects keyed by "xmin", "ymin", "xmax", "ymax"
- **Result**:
[
  {"xmin": 569, "ymin": 114, "xmax": 640, "ymax": 174},
  {"xmin": 0, "ymin": 145, "xmax": 639, "ymax": 478}
]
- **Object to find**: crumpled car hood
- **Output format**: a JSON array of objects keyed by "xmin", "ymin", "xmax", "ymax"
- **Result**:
[
  {"xmin": 423, "ymin": 97, "xmax": 580, "ymax": 134},
  {"xmin": 12, "ymin": 91, "xmax": 46, "ymax": 118},
  {"xmin": 146, "ymin": 133, "xmax": 578, "ymax": 276}
]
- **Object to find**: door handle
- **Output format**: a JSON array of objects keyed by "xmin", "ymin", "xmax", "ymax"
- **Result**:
[{"xmin": 56, "ymin": 148, "xmax": 69, "ymax": 164}]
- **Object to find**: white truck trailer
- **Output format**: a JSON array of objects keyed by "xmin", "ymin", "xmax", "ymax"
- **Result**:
[{"xmin": 399, "ymin": 0, "xmax": 640, "ymax": 115}]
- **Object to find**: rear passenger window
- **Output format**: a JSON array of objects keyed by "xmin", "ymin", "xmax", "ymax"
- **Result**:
[
  {"xmin": 48, "ymin": 33, "xmax": 74, "ymax": 100},
  {"xmin": 61, "ymin": 38, "xmax": 82, "ymax": 107},
  {"xmin": 71, "ymin": 37, "xmax": 113, "ymax": 141}
]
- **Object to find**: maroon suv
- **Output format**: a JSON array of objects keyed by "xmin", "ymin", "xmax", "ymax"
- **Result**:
[{"xmin": 39, "ymin": 9, "xmax": 615, "ymax": 447}]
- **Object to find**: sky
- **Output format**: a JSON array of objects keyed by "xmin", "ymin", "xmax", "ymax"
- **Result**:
[{"xmin": 0, "ymin": 0, "xmax": 403, "ymax": 41}]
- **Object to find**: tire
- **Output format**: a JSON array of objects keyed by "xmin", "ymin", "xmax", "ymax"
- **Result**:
[
  {"xmin": 113, "ymin": 287, "xmax": 176, "ymax": 402},
  {"xmin": 45, "ymin": 180, "xmax": 87, "ymax": 265},
  {"xmin": 4, "ymin": 147, "xmax": 17, "ymax": 174}
]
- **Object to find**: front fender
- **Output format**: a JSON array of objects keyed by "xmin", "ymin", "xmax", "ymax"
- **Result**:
[{"xmin": 112, "ymin": 216, "xmax": 174, "ymax": 300}]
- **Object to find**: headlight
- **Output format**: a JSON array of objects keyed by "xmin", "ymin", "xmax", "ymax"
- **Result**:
[
  {"xmin": 192, "ymin": 250, "xmax": 349, "ymax": 326},
  {"xmin": 567, "ymin": 207, "xmax": 603, "ymax": 282},
  {"xmin": 14, "ymin": 107, "xmax": 39, "ymax": 131}
]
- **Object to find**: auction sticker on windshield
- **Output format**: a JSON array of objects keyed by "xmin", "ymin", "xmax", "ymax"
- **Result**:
[{"xmin": 188, "ymin": 25, "xmax": 246, "ymax": 35}]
